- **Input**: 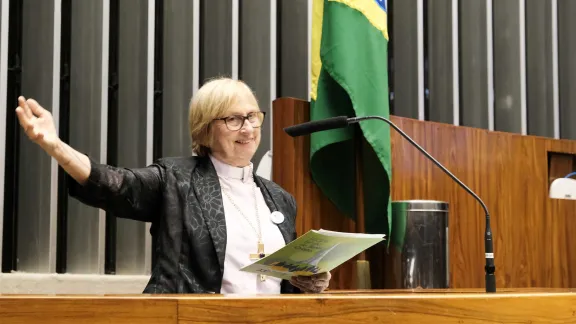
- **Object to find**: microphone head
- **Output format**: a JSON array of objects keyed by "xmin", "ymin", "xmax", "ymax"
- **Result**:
[{"xmin": 284, "ymin": 116, "xmax": 350, "ymax": 137}]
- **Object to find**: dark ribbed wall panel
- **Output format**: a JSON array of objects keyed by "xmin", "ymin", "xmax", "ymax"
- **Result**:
[
  {"xmin": 559, "ymin": 0, "xmax": 576, "ymax": 140},
  {"xmin": 427, "ymin": 0, "xmax": 456, "ymax": 124},
  {"xmin": 162, "ymin": 0, "xmax": 195, "ymax": 158},
  {"xmin": 114, "ymin": 0, "xmax": 149, "ymax": 275},
  {"xmin": 2, "ymin": 0, "xmax": 23, "ymax": 273},
  {"xmin": 240, "ymin": 0, "xmax": 272, "ymax": 167},
  {"xmin": 17, "ymin": 0, "xmax": 57, "ymax": 273},
  {"xmin": 200, "ymin": 0, "xmax": 232, "ymax": 84},
  {"xmin": 526, "ymin": 0, "xmax": 556, "ymax": 138},
  {"xmin": 65, "ymin": 0, "xmax": 105, "ymax": 274},
  {"xmin": 493, "ymin": 0, "xmax": 525, "ymax": 134},
  {"xmin": 391, "ymin": 0, "xmax": 421, "ymax": 119},
  {"xmin": 459, "ymin": 1, "xmax": 490, "ymax": 129},
  {"xmin": 278, "ymin": 0, "xmax": 308, "ymax": 100}
]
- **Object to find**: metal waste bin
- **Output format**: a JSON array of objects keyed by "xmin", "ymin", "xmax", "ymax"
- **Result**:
[{"xmin": 383, "ymin": 200, "xmax": 449, "ymax": 289}]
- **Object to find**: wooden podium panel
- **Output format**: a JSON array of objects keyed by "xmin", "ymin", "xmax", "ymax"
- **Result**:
[
  {"xmin": 2, "ymin": 290, "xmax": 576, "ymax": 323},
  {"xmin": 0, "ymin": 295, "xmax": 177, "ymax": 323},
  {"xmin": 272, "ymin": 97, "xmax": 576, "ymax": 290},
  {"xmin": 177, "ymin": 290, "xmax": 576, "ymax": 323},
  {"xmin": 387, "ymin": 115, "xmax": 576, "ymax": 289}
]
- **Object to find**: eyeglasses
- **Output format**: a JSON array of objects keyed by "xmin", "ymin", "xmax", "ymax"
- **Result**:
[{"xmin": 214, "ymin": 111, "xmax": 266, "ymax": 131}]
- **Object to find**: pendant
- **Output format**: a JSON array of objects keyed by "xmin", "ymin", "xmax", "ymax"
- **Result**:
[{"xmin": 249, "ymin": 241, "xmax": 267, "ymax": 281}]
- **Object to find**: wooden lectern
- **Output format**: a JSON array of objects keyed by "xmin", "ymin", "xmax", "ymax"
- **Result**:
[{"xmin": 272, "ymin": 97, "xmax": 576, "ymax": 290}]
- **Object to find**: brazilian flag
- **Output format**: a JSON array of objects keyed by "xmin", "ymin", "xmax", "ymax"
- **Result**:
[{"xmin": 310, "ymin": 0, "xmax": 393, "ymax": 241}]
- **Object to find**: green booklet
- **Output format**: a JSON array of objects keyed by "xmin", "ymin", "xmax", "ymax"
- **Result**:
[{"xmin": 240, "ymin": 229, "xmax": 386, "ymax": 280}]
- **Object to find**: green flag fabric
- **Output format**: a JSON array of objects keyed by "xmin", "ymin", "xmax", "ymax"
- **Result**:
[{"xmin": 310, "ymin": 0, "xmax": 392, "ymax": 238}]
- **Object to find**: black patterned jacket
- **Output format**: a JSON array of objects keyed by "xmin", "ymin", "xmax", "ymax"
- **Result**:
[{"xmin": 68, "ymin": 155, "xmax": 301, "ymax": 294}]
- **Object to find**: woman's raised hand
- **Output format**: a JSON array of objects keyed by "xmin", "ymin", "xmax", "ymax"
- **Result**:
[
  {"xmin": 15, "ymin": 96, "xmax": 61, "ymax": 154},
  {"xmin": 15, "ymin": 95, "xmax": 91, "ymax": 184}
]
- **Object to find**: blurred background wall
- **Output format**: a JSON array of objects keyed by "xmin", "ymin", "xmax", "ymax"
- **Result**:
[{"xmin": 1, "ymin": 0, "xmax": 575, "ymax": 293}]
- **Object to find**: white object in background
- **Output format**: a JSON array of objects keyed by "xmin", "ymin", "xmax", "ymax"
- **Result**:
[
  {"xmin": 256, "ymin": 150, "xmax": 273, "ymax": 180},
  {"xmin": 549, "ymin": 177, "xmax": 576, "ymax": 200}
]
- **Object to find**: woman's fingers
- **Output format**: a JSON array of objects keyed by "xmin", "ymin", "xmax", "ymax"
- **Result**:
[
  {"xmin": 312, "ymin": 272, "xmax": 331, "ymax": 281},
  {"xmin": 15, "ymin": 107, "xmax": 43, "ymax": 142},
  {"xmin": 289, "ymin": 278, "xmax": 310, "ymax": 292},
  {"xmin": 15, "ymin": 96, "xmax": 34, "ymax": 131},
  {"xmin": 18, "ymin": 96, "xmax": 33, "ymax": 119},
  {"xmin": 295, "ymin": 272, "xmax": 330, "ymax": 283},
  {"xmin": 315, "ymin": 280, "xmax": 329, "ymax": 288},
  {"xmin": 15, "ymin": 106, "xmax": 31, "ymax": 131},
  {"xmin": 26, "ymin": 98, "xmax": 45, "ymax": 117},
  {"xmin": 289, "ymin": 276, "xmax": 326, "ymax": 293},
  {"xmin": 289, "ymin": 272, "xmax": 331, "ymax": 293}
]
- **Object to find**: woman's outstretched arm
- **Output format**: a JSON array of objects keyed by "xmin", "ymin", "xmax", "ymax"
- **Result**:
[{"xmin": 15, "ymin": 96, "xmax": 164, "ymax": 223}]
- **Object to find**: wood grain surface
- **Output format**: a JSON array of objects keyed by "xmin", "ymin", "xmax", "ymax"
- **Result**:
[
  {"xmin": 272, "ymin": 97, "xmax": 576, "ymax": 290},
  {"xmin": 177, "ymin": 292, "xmax": 576, "ymax": 323},
  {"xmin": 0, "ymin": 295, "xmax": 177, "ymax": 324},
  {"xmin": 2, "ymin": 291, "xmax": 575, "ymax": 324}
]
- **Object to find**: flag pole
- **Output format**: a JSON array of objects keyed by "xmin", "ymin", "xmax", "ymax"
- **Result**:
[{"xmin": 355, "ymin": 125, "xmax": 371, "ymax": 289}]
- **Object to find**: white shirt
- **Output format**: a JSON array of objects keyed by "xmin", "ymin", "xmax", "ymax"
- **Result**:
[{"xmin": 209, "ymin": 155, "xmax": 286, "ymax": 294}]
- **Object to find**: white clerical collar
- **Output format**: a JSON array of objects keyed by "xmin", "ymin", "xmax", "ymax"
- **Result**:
[{"xmin": 209, "ymin": 154, "xmax": 254, "ymax": 183}]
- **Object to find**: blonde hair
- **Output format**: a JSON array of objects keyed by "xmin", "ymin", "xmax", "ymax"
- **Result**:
[{"xmin": 188, "ymin": 77, "xmax": 259, "ymax": 156}]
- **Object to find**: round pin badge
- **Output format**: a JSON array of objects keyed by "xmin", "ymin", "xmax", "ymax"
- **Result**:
[{"xmin": 270, "ymin": 211, "xmax": 285, "ymax": 224}]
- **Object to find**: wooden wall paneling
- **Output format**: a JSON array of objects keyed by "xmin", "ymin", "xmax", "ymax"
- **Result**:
[
  {"xmin": 546, "ymin": 138, "xmax": 576, "ymax": 288},
  {"xmin": 388, "ymin": 118, "xmax": 576, "ymax": 288},
  {"xmin": 272, "ymin": 98, "xmax": 356, "ymax": 290},
  {"xmin": 272, "ymin": 97, "xmax": 576, "ymax": 290}
]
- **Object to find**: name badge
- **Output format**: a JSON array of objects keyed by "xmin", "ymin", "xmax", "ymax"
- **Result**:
[{"xmin": 270, "ymin": 211, "xmax": 285, "ymax": 224}]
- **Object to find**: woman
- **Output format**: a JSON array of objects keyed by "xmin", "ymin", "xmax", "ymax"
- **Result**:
[{"xmin": 15, "ymin": 77, "xmax": 331, "ymax": 294}]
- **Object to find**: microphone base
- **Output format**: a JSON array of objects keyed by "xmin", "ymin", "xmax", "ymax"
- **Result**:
[{"xmin": 485, "ymin": 273, "xmax": 496, "ymax": 293}]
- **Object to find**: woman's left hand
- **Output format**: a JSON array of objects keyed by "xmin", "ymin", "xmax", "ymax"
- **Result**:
[{"xmin": 289, "ymin": 272, "xmax": 331, "ymax": 293}]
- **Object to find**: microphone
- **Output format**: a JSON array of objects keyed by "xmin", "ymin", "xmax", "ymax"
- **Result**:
[
  {"xmin": 284, "ymin": 115, "xmax": 496, "ymax": 293},
  {"xmin": 284, "ymin": 116, "xmax": 350, "ymax": 137}
]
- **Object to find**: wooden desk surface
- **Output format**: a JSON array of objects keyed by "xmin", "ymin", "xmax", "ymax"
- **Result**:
[{"xmin": 1, "ymin": 289, "xmax": 575, "ymax": 323}]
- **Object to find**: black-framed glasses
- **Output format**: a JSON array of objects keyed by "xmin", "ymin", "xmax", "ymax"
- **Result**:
[{"xmin": 214, "ymin": 111, "xmax": 266, "ymax": 131}]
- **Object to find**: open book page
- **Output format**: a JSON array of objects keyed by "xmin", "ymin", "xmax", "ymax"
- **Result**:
[
  {"xmin": 316, "ymin": 229, "xmax": 386, "ymax": 239},
  {"xmin": 240, "ymin": 229, "xmax": 386, "ymax": 280}
]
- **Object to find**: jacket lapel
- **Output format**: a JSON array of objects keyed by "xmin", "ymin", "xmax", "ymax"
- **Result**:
[
  {"xmin": 254, "ymin": 177, "xmax": 293, "ymax": 244},
  {"xmin": 191, "ymin": 157, "xmax": 227, "ymax": 274}
]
